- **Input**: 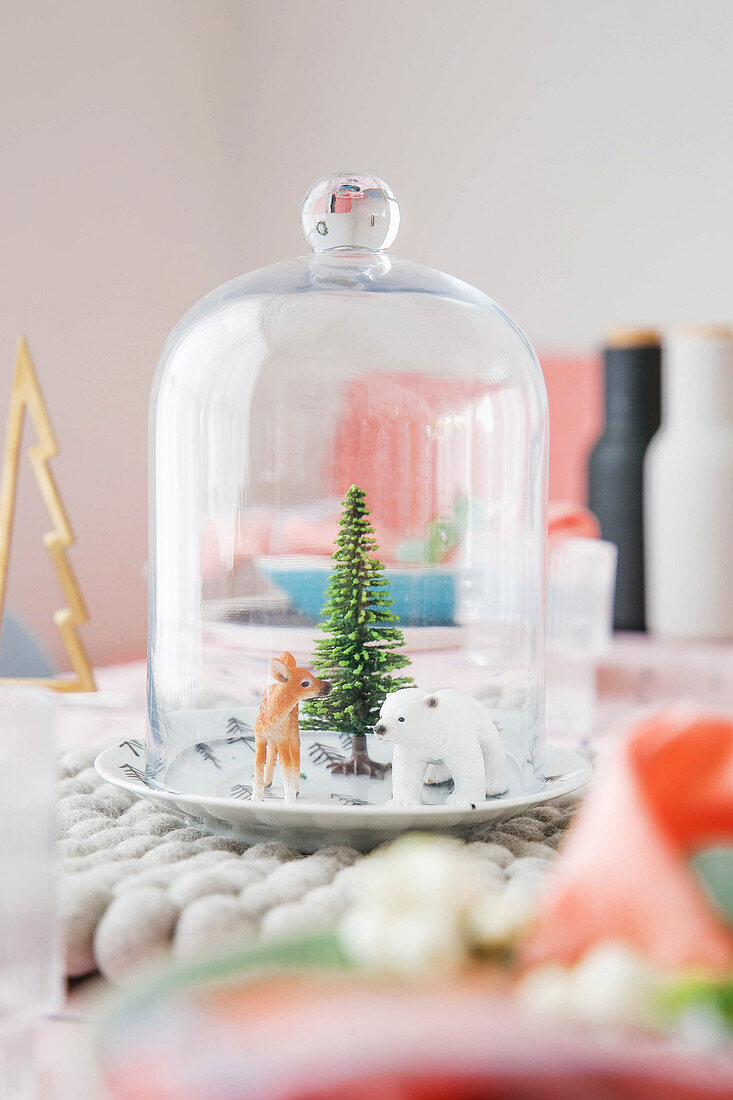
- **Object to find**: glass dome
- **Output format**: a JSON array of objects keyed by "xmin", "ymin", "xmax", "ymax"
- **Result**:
[{"xmin": 147, "ymin": 173, "xmax": 548, "ymax": 815}]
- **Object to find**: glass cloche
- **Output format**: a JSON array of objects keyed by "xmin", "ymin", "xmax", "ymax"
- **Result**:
[{"xmin": 147, "ymin": 173, "xmax": 549, "ymax": 836}]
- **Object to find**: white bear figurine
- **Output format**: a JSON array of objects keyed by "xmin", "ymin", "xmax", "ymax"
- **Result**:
[{"xmin": 374, "ymin": 687, "xmax": 509, "ymax": 808}]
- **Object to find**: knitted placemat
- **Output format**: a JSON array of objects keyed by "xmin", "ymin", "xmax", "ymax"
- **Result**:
[{"xmin": 58, "ymin": 744, "xmax": 577, "ymax": 984}]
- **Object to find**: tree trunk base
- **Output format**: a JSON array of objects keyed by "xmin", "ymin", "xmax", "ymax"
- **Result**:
[{"xmin": 329, "ymin": 745, "xmax": 391, "ymax": 779}]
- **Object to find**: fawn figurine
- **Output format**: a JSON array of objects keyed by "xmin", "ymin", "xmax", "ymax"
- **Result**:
[{"xmin": 252, "ymin": 651, "xmax": 331, "ymax": 804}]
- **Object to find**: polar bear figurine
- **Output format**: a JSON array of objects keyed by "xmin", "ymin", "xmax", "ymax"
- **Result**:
[{"xmin": 374, "ymin": 687, "xmax": 509, "ymax": 808}]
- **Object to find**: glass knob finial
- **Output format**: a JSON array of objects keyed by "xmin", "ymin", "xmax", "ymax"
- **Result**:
[{"xmin": 301, "ymin": 173, "xmax": 400, "ymax": 253}]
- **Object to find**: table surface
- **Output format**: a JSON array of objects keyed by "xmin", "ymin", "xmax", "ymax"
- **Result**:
[{"xmin": 38, "ymin": 634, "xmax": 733, "ymax": 1097}]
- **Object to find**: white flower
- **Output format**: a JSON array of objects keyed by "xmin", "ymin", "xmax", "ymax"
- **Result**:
[
  {"xmin": 468, "ymin": 883, "xmax": 535, "ymax": 951},
  {"xmin": 516, "ymin": 941, "xmax": 660, "ymax": 1029},
  {"xmin": 514, "ymin": 963, "xmax": 573, "ymax": 1017},
  {"xmin": 339, "ymin": 834, "xmax": 485, "ymax": 974},
  {"xmin": 339, "ymin": 833, "xmax": 546, "ymax": 974},
  {"xmin": 570, "ymin": 942, "xmax": 659, "ymax": 1028}
]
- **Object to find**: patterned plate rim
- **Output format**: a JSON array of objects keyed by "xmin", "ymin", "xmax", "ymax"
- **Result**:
[{"xmin": 95, "ymin": 741, "xmax": 592, "ymax": 820}]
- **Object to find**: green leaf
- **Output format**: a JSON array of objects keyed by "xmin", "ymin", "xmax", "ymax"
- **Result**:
[
  {"xmin": 657, "ymin": 974, "xmax": 733, "ymax": 1031},
  {"xmin": 690, "ymin": 846, "xmax": 733, "ymax": 928}
]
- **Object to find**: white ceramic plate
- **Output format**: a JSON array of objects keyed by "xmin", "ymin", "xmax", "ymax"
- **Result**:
[{"xmin": 95, "ymin": 739, "xmax": 592, "ymax": 853}]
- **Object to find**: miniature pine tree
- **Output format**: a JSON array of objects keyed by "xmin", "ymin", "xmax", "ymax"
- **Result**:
[{"xmin": 301, "ymin": 484, "xmax": 413, "ymax": 776}]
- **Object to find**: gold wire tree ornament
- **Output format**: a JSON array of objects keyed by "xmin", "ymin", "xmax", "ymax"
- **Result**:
[{"xmin": 0, "ymin": 337, "xmax": 95, "ymax": 692}]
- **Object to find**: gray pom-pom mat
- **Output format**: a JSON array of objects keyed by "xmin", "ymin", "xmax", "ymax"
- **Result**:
[{"xmin": 59, "ymin": 744, "xmax": 576, "ymax": 984}]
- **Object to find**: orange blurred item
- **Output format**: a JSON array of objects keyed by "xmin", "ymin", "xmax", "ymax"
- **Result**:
[
  {"xmin": 525, "ymin": 706, "xmax": 733, "ymax": 971},
  {"xmin": 548, "ymin": 500, "xmax": 601, "ymax": 542}
]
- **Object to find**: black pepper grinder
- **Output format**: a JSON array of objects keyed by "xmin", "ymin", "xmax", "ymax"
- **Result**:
[{"xmin": 587, "ymin": 329, "xmax": 661, "ymax": 631}]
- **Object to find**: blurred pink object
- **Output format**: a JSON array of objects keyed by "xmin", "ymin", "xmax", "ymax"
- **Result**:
[
  {"xmin": 542, "ymin": 353, "xmax": 602, "ymax": 505},
  {"xmin": 333, "ymin": 373, "xmax": 491, "ymax": 539},
  {"xmin": 526, "ymin": 706, "xmax": 733, "ymax": 970},
  {"xmin": 548, "ymin": 500, "xmax": 601, "ymax": 542},
  {"xmin": 99, "ymin": 975, "xmax": 733, "ymax": 1099}
]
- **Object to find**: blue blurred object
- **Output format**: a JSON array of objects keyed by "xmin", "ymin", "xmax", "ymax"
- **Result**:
[
  {"xmin": 0, "ymin": 612, "xmax": 54, "ymax": 678},
  {"xmin": 260, "ymin": 559, "xmax": 456, "ymax": 626}
]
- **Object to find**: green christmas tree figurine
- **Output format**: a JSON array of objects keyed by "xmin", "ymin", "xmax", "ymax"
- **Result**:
[{"xmin": 302, "ymin": 484, "xmax": 413, "ymax": 777}]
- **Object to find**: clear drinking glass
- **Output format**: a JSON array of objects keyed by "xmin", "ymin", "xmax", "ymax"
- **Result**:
[
  {"xmin": 0, "ymin": 686, "xmax": 59, "ymax": 1099},
  {"xmin": 546, "ymin": 538, "xmax": 618, "ymax": 739},
  {"xmin": 147, "ymin": 173, "xmax": 549, "ymax": 806}
]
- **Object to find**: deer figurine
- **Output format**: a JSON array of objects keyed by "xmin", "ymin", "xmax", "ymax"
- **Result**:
[{"xmin": 252, "ymin": 651, "xmax": 331, "ymax": 804}]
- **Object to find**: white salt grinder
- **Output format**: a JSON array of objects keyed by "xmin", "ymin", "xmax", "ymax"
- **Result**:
[{"xmin": 644, "ymin": 326, "xmax": 733, "ymax": 639}]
